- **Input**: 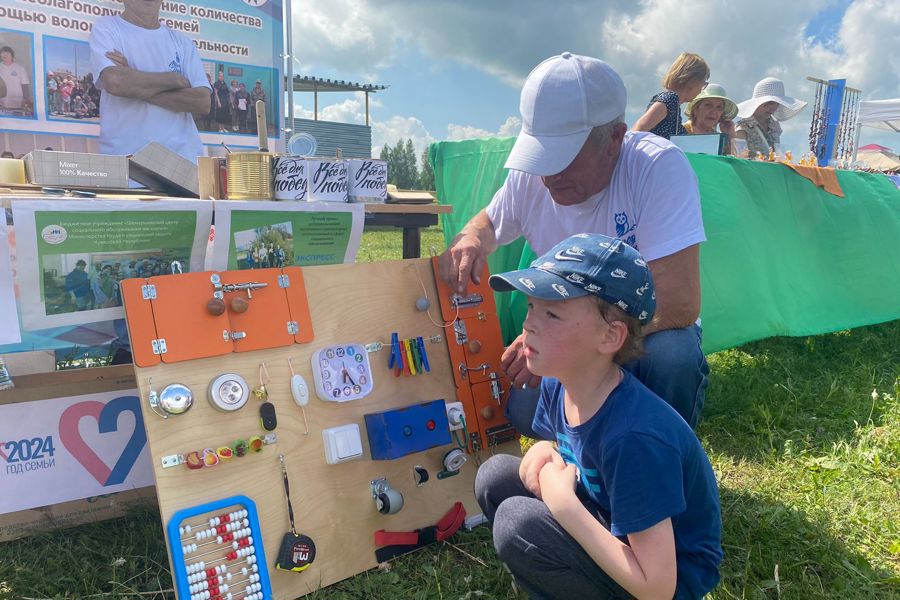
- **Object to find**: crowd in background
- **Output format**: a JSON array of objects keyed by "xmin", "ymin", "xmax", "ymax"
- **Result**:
[
  {"xmin": 201, "ymin": 71, "xmax": 267, "ymax": 134},
  {"xmin": 45, "ymin": 71, "xmax": 100, "ymax": 119},
  {"xmin": 633, "ymin": 52, "xmax": 808, "ymax": 158}
]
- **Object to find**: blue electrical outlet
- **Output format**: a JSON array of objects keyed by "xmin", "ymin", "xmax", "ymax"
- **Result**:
[{"xmin": 365, "ymin": 399, "xmax": 452, "ymax": 460}]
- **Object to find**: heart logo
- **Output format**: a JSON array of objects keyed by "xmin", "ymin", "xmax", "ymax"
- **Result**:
[{"xmin": 59, "ymin": 396, "xmax": 147, "ymax": 487}]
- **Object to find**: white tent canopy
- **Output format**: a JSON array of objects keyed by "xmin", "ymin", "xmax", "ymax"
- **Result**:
[{"xmin": 858, "ymin": 99, "xmax": 900, "ymax": 132}]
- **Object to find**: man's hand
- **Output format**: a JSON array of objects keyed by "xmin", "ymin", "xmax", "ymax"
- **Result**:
[
  {"xmin": 437, "ymin": 210, "xmax": 497, "ymax": 294},
  {"xmin": 502, "ymin": 333, "xmax": 541, "ymax": 388},
  {"xmin": 105, "ymin": 50, "xmax": 129, "ymax": 68},
  {"xmin": 538, "ymin": 454, "xmax": 580, "ymax": 515},
  {"xmin": 519, "ymin": 441, "xmax": 560, "ymax": 499},
  {"xmin": 439, "ymin": 233, "xmax": 487, "ymax": 294}
]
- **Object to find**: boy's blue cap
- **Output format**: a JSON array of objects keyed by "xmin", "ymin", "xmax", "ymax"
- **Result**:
[{"xmin": 488, "ymin": 233, "xmax": 656, "ymax": 325}]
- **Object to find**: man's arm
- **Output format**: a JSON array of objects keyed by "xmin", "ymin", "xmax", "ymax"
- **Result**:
[
  {"xmin": 146, "ymin": 86, "xmax": 211, "ymax": 114},
  {"xmin": 100, "ymin": 65, "xmax": 190, "ymax": 101},
  {"xmin": 644, "ymin": 244, "xmax": 701, "ymax": 334},
  {"xmin": 438, "ymin": 209, "xmax": 498, "ymax": 293}
]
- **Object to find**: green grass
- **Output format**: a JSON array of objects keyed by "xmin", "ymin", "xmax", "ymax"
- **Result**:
[{"xmin": 1, "ymin": 227, "xmax": 898, "ymax": 599}]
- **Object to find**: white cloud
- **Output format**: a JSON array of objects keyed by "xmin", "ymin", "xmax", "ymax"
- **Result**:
[
  {"xmin": 446, "ymin": 124, "xmax": 492, "ymax": 140},
  {"xmin": 498, "ymin": 116, "xmax": 522, "ymax": 137},
  {"xmin": 372, "ymin": 115, "xmax": 436, "ymax": 159},
  {"xmin": 291, "ymin": 1, "xmax": 899, "ymax": 155}
]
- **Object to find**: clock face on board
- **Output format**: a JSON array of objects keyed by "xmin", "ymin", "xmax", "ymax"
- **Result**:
[{"xmin": 311, "ymin": 343, "xmax": 374, "ymax": 402}]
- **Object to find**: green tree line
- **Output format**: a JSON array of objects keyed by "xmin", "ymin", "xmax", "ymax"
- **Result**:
[{"xmin": 379, "ymin": 138, "xmax": 435, "ymax": 190}]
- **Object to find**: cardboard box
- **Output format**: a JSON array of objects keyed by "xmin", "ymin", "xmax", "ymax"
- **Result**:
[{"xmin": 23, "ymin": 150, "xmax": 129, "ymax": 189}]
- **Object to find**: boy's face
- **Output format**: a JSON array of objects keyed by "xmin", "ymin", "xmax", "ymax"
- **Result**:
[{"xmin": 521, "ymin": 295, "xmax": 608, "ymax": 378}]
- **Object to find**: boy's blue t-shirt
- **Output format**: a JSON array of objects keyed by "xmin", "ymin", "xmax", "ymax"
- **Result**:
[{"xmin": 533, "ymin": 371, "xmax": 723, "ymax": 600}]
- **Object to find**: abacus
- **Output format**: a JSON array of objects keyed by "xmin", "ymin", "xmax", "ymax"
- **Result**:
[{"xmin": 167, "ymin": 495, "xmax": 272, "ymax": 600}]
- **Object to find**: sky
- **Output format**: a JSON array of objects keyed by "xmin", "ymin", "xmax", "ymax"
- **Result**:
[{"xmin": 286, "ymin": 0, "xmax": 900, "ymax": 161}]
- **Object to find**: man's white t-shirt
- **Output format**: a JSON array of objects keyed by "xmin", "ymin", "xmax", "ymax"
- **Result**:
[
  {"xmin": 486, "ymin": 131, "xmax": 705, "ymax": 262},
  {"xmin": 89, "ymin": 16, "xmax": 210, "ymax": 163},
  {"xmin": 0, "ymin": 61, "xmax": 30, "ymax": 109}
]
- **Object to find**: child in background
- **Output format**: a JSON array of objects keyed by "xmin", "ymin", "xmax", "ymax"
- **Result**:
[
  {"xmin": 475, "ymin": 233, "xmax": 722, "ymax": 600},
  {"xmin": 633, "ymin": 53, "xmax": 709, "ymax": 139}
]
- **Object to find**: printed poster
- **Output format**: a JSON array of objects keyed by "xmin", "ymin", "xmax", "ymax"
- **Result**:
[
  {"xmin": 0, "ymin": 215, "xmax": 18, "ymax": 344},
  {"xmin": 11, "ymin": 198, "xmax": 212, "ymax": 330},
  {"xmin": 0, "ymin": 389, "xmax": 153, "ymax": 515},
  {"xmin": 210, "ymin": 201, "xmax": 365, "ymax": 270},
  {"xmin": 0, "ymin": 0, "xmax": 284, "ymax": 157}
]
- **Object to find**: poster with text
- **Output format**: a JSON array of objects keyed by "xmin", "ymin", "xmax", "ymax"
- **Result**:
[
  {"xmin": 211, "ymin": 201, "xmax": 364, "ymax": 271},
  {"xmin": 0, "ymin": 0, "xmax": 283, "ymax": 157},
  {"xmin": 11, "ymin": 198, "xmax": 213, "ymax": 330},
  {"xmin": 0, "ymin": 216, "xmax": 18, "ymax": 344},
  {"xmin": 0, "ymin": 389, "xmax": 153, "ymax": 515}
]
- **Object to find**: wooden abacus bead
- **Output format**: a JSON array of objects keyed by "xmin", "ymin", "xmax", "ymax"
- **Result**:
[
  {"xmin": 207, "ymin": 298, "xmax": 226, "ymax": 316},
  {"xmin": 230, "ymin": 296, "xmax": 249, "ymax": 313}
]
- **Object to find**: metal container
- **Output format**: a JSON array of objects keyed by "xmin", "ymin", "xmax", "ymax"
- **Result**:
[
  {"xmin": 272, "ymin": 155, "xmax": 309, "ymax": 201},
  {"xmin": 226, "ymin": 152, "xmax": 274, "ymax": 200}
]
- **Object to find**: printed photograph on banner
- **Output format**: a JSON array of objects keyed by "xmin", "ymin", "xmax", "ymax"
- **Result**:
[
  {"xmin": 234, "ymin": 221, "xmax": 293, "ymax": 269},
  {"xmin": 210, "ymin": 201, "xmax": 364, "ymax": 270},
  {"xmin": 0, "ymin": 28, "xmax": 36, "ymax": 120},
  {"xmin": 0, "ymin": 389, "xmax": 153, "ymax": 515},
  {"xmin": 43, "ymin": 36, "xmax": 99, "ymax": 123},
  {"xmin": 200, "ymin": 61, "xmax": 278, "ymax": 138},
  {"xmin": 43, "ymin": 251, "xmax": 191, "ymax": 315},
  {"xmin": 10, "ymin": 199, "xmax": 213, "ymax": 331}
]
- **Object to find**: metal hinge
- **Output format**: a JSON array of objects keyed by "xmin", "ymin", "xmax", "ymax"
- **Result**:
[
  {"xmin": 278, "ymin": 274, "xmax": 290, "ymax": 288},
  {"xmin": 141, "ymin": 284, "xmax": 157, "ymax": 300},
  {"xmin": 151, "ymin": 338, "xmax": 168, "ymax": 355},
  {"xmin": 287, "ymin": 321, "xmax": 298, "ymax": 335}
]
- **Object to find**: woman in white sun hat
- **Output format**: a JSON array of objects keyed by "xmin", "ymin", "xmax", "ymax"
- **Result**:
[
  {"xmin": 684, "ymin": 83, "xmax": 738, "ymax": 153},
  {"xmin": 735, "ymin": 77, "xmax": 807, "ymax": 158}
]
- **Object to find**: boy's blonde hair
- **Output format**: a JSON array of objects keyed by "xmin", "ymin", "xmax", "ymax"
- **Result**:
[
  {"xmin": 662, "ymin": 53, "xmax": 709, "ymax": 91},
  {"xmin": 596, "ymin": 298, "xmax": 646, "ymax": 365}
]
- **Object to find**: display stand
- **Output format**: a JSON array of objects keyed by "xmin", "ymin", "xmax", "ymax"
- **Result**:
[{"xmin": 127, "ymin": 258, "xmax": 518, "ymax": 599}]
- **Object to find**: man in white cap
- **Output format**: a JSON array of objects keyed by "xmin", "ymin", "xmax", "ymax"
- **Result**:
[{"xmin": 439, "ymin": 52, "xmax": 708, "ymax": 429}]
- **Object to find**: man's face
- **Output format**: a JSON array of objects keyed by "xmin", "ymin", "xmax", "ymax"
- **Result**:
[
  {"xmin": 122, "ymin": 0, "xmax": 162, "ymax": 17},
  {"xmin": 539, "ymin": 126, "xmax": 624, "ymax": 206},
  {"xmin": 0, "ymin": 51, "xmax": 12, "ymax": 65}
]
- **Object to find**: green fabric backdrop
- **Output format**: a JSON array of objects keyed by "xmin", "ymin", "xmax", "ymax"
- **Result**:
[{"xmin": 430, "ymin": 139, "xmax": 900, "ymax": 353}]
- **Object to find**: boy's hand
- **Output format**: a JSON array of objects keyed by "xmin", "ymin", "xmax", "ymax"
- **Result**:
[
  {"xmin": 519, "ymin": 441, "xmax": 559, "ymax": 499},
  {"xmin": 538, "ymin": 457, "xmax": 579, "ymax": 515}
]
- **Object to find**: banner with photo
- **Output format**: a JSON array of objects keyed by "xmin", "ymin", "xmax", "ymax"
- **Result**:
[
  {"xmin": 210, "ymin": 201, "xmax": 365, "ymax": 271},
  {"xmin": 0, "ymin": 0, "xmax": 283, "ymax": 157},
  {"xmin": 0, "ymin": 215, "xmax": 17, "ymax": 344},
  {"xmin": 11, "ymin": 198, "xmax": 212, "ymax": 331},
  {"xmin": 0, "ymin": 389, "xmax": 153, "ymax": 515}
]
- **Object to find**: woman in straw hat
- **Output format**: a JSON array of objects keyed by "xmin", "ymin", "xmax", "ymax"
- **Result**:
[
  {"xmin": 735, "ymin": 77, "xmax": 807, "ymax": 158},
  {"xmin": 684, "ymin": 83, "xmax": 738, "ymax": 154}
]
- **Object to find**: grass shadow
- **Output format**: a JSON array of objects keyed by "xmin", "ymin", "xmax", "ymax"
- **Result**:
[
  {"xmin": 701, "ymin": 320, "xmax": 900, "ymax": 463},
  {"xmin": 713, "ymin": 486, "xmax": 900, "ymax": 599}
]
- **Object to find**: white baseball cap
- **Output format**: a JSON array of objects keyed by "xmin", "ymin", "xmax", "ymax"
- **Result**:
[{"xmin": 505, "ymin": 52, "xmax": 626, "ymax": 176}]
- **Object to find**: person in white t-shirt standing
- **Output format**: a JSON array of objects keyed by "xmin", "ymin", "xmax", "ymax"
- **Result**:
[
  {"xmin": 88, "ymin": 0, "xmax": 210, "ymax": 164},
  {"xmin": 0, "ymin": 46, "xmax": 32, "ymax": 114},
  {"xmin": 439, "ymin": 52, "xmax": 709, "ymax": 429}
]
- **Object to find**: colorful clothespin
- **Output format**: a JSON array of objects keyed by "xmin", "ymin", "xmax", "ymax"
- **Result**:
[
  {"xmin": 410, "ymin": 338, "xmax": 422, "ymax": 374},
  {"xmin": 389, "ymin": 332, "xmax": 403, "ymax": 376},
  {"xmin": 417, "ymin": 337, "xmax": 430, "ymax": 373},
  {"xmin": 404, "ymin": 339, "xmax": 417, "ymax": 375}
]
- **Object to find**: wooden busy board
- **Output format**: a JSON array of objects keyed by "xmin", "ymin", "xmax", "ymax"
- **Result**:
[{"xmin": 127, "ymin": 258, "xmax": 519, "ymax": 600}]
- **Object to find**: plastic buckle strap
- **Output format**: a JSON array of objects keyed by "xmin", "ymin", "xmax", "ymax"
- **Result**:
[{"xmin": 373, "ymin": 502, "xmax": 466, "ymax": 562}]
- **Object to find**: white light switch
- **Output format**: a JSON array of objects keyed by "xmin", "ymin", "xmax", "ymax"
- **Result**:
[{"xmin": 323, "ymin": 424, "xmax": 363, "ymax": 464}]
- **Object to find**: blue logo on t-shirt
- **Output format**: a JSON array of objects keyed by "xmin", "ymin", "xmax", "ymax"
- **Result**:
[{"xmin": 168, "ymin": 51, "xmax": 182, "ymax": 74}]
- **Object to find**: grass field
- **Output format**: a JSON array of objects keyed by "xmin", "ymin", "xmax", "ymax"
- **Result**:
[{"xmin": 1, "ymin": 225, "xmax": 898, "ymax": 599}]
